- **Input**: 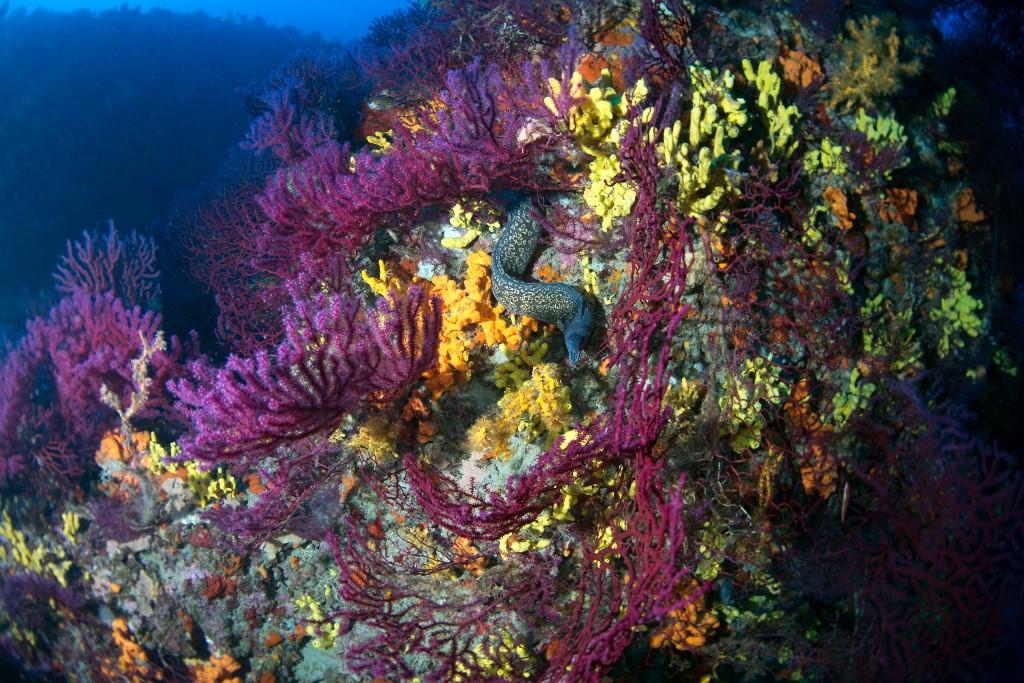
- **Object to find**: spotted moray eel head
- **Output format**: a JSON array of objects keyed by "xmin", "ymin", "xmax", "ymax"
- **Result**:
[{"xmin": 563, "ymin": 302, "xmax": 593, "ymax": 365}]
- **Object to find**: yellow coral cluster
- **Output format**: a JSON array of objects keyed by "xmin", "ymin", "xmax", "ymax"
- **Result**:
[
  {"xmin": 854, "ymin": 108, "xmax": 907, "ymax": 147},
  {"xmin": 442, "ymin": 199, "xmax": 502, "ymax": 249},
  {"xmin": 499, "ymin": 476, "xmax": 601, "ymax": 556},
  {"xmin": 183, "ymin": 461, "xmax": 238, "ymax": 507},
  {"xmin": 860, "ymin": 293, "xmax": 923, "ymax": 377},
  {"xmin": 930, "ymin": 260, "xmax": 985, "ymax": 358},
  {"xmin": 560, "ymin": 68, "xmax": 649, "ymax": 230},
  {"xmin": 0, "ymin": 510, "xmax": 73, "ymax": 587},
  {"xmin": 804, "ymin": 138, "xmax": 848, "ymax": 176},
  {"xmin": 62, "ymin": 511, "xmax": 80, "ymax": 545},
  {"xmin": 828, "ymin": 16, "xmax": 922, "ymax": 112},
  {"xmin": 346, "ymin": 412, "xmax": 401, "ymax": 463},
  {"xmin": 365, "ymin": 129, "xmax": 392, "ymax": 152},
  {"xmin": 719, "ymin": 356, "xmax": 787, "ymax": 451},
  {"xmin": 454, "ymin": 630, "xmax": 534, "ymax": 682},
  {"xmin": 424, "ymin": 250, "xmax": 537, "ymax": 397},
  {"xmin": 145, "ymin": 434, "xmax": 237, "ymax": 507},
  {"xmin": 467, "ymin": 362, "xmax": 572, "ymax": 460},
  {"xmin": 583, "ymin": 153, "xmax": 637, "ymax": 231},
  {"xmin": 660, "ymin": 64, "xmax": 748, "ymax": 217},
  {"xmin": 742, "ymin": 59, "xmax": 800, "ymax": 159},
  {"xmin": 360, "ymin": 259, "xmax": 405, "ymax": 298},
  {"xmin": 665, "ymin": 376, "xmax": 704, "ymax": 422},
  {"xmin": 295, "ymin": 593, "xmax": 341, "ymax": 650},
  {"xmin": 494, "ymin": 339, "xmax": 549, "ymax": 390},
  {"xmin": 565, "ymin": 69, "xmax": 644, "ymax": 155}
]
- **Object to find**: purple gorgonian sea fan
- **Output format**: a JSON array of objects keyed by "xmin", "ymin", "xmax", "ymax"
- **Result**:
[
  {"xmin": 253, "ymin": 47, "xmax": 581, "ymax": 274},
  {"xmin": 187, "ymin": 39, "xmax": 582, "ymax": 355},
  {"xmin": 53, "ymin": 221, "xmax": 160, "ymax": 308},
  {"xmin": 1, "ymin": 290, "xmax": 187, "ymax": 482},
  {"xmin": 0, "ymin": 223, "xmax": 190, "ymax": 485},
  {"xmin": 171, "ymin": 283, "xmax": 441, "ymax": 470}
]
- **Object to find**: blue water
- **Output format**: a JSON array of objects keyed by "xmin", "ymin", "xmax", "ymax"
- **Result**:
[
  {"xmin": 9, "ymin": 0, "xmax": 409, "ymax": 39},
  {"xmin": 0, "ymin": 2, "xmax": 405, "ymax": 334}
]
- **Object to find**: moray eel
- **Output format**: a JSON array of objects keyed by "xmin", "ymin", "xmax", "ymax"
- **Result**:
[{"xmin": 491, "ymin": 200, "xmax": 593, "ymax": 364}]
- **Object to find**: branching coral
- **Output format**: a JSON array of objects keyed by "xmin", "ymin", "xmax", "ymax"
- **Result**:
[
  {"xmin": 827, "ymin": 16, "xmax": 922, "ymax": 112},
  {"xmin": 325, "ymin": 521, "xmax": 554, "ymax": 682},
  {"xmin": 242, "ymin": 83, "xmax": 337, "ymax": 164},
  {"xmin": 1, "ymin": 290, "xmax": 186, "ymax": 483},
  {"xmin": 544, "ymin": 460, "xmax": 699, "ymax": 682},
  {"xmin": 54, "ymin": 222, "xmax": 160, "ymax": 308},
  {"xmin": 255, "ymin": 51, "xmax": 581, "ymax": 276},
  {"xmin": 173, "ymin": 284, "xmax": 441, "ymax": 467}
]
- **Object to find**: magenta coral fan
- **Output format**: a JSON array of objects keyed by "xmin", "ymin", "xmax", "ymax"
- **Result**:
[
  {"xmin": 172, "ymin": 284, "xmax": 441, "ymax": 467},
  {"xmin": 326, "ymin": 521, "xmax": 558, "ymax": 682},
  {"xmin": 254, "ymin": 53, "xmax": 579, "ymax": 271},
  {"xmin": 183, "ymin": 183, "xmax": 290, "ymax": 354},
  {"xmin": 53, "ymin": 221, "xmax": 160, "ymax": 308},
  {"xmin": 242, "ymin": 84, "xmax": 337, "ymax": 164},
  {"xmin": 0, "ymin": 290, "xmax": 185, "ymax": 481},
  {"xmin": 546, "ymin": 460, "xmax": 700, "ymax": 682}
]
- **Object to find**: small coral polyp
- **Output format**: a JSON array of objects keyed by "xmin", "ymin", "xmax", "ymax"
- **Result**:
[{"xmin": 0, "ymin": 2, "xmax": 1021, "ymax": 682}]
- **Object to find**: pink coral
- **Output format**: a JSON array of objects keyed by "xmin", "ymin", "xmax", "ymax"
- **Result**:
[{"xmin": 172, "ymin": 284, "xmax": 441, "ymax": 468}]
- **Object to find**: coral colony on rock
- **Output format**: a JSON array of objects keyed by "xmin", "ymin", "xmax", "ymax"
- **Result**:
[{"xmin": 3, "ymin": 1, "xmax": 1024, "ymax": 681}]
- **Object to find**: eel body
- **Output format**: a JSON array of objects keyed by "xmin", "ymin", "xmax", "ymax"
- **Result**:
[{"xmin": 490, "ymin": 201, "xmax": 592, "ymax": 363}]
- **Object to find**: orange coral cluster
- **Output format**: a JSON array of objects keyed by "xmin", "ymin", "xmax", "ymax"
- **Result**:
[
  {"xmin": 778, "ymin": 47, "xmax": 823, "ymax": 90},
  {"xmin": 102, "ymin": 617, "xmax": 162, "ymax": 683},
  {"xmin": 823, "ymin": 186, "xmax": 856, "ymax": 231},
  {"xmin": 954, "ymin": 188, "xmax": 986, "ymax": 224},
  {"xmin": 784, "ymin": 379, "xmax": 839, "ymax": 499},
  {"xmin": 95, "ymin": 431, "xmax": 150, "ymax": 465},
  {"xmin": 189, "ymin": 653, "xmax": 243, "ymax": 683},
  {"xmin": 424, "ymin": 250, "xmax": 537, "ymax": 397},
  {"xmin": 650, "ymin": 580, "xmax": 721, "ymax": 650},
  {"xmin": 401, "ymin": 386, "xmax": 438, "ymax": 444},
  {"xmin": 452, "ymin": 536, "xmax": 489, "ymax": 575},
  {"xmin": 878, "ymin": 188, "xmax": 918, "ymax": 226},
  {"xmin": 800, "ymin": 443, "xmax": 839, "ymax": 499},
  {"xmin": 95, "ymin": 430, "xmax": 150, "ymax": 500}
]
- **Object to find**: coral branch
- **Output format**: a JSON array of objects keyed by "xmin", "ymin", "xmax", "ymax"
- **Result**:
[
  {"xmin": 173, "ymin": 285, "xmax": 441, "ymax": 467},
  {"xmin": 54, "ymin": 222, "xmax": 159, "ymax": 308}
]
